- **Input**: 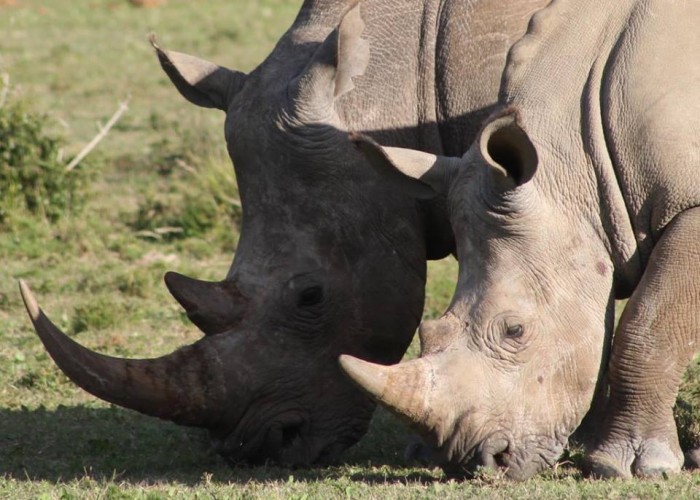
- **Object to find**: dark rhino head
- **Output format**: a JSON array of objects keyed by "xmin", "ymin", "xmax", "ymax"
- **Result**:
[
  {"xmin": 342, "ymin": 110, "xmax": 613, "ymax": 479},
  {"xmin": 22, "ymin": 4, "xmax": 448, "ymax": 466}
]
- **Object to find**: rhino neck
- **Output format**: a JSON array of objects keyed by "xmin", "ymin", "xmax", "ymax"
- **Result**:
[
  {"xmin": 420, "ymin": 0, "xmax": 552, "ymax": 259},
  {"xmin": 499, "ymin": 0, "xmax": 643, "ymax": 296},
  {"xmin": 435, "ymin": 0, "xmax": 551, "ymax": 157},
  {"xmin": 336, "ymin": 0, "xmax": 452, "ymax": 259}
]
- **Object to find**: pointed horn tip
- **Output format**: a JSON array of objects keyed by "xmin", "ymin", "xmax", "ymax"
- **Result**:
[
  {"xmin": 18, "ymin": 279, "xmax": 41, "ymax": 322},
  {"xmin": 148, "ymin": 33, "xmax": 160, "ymax": 49},
  {"xmin": 338, "ymin": 355, "xmax": 388, "ymax": 397}
]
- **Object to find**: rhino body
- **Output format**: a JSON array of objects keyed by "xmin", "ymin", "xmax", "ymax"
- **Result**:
[
  {"xmin": 21, "ymin": 0, "xmax": 549, "ymax": 466},
  {"xmin": 342, "ymin": 0, "xmax": 700, "ymax": 479}
]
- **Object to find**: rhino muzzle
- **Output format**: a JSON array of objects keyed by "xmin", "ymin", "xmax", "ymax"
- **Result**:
[{"xmin": 340, "ymin": 353, "xmax": 565, "ymax": 480}]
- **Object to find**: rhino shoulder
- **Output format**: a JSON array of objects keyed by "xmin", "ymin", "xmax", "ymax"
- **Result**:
[{"xmin": 603, "ymin": 0, "xmax": 700, "ymax": 251}]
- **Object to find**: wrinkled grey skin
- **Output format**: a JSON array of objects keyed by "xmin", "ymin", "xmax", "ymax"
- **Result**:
[
  {"xmin": 22, "ymin": 0, "xmax": 547, "ymax": 466},
  {"xmin": 342, "ymin": 0, "xmax": 700, "ymax": 480}
]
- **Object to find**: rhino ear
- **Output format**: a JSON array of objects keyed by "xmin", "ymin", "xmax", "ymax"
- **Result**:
[
  {"xmin": 479, "ymin": 111, "xmax": 538, "ymax": 189},
  {"xmin": 333, "ymin": 3, "xmax": 370, "ymax": 98},
  {"xmin": 350, "ymin": 133, "xmax": 460, "ymax": 199},
  {"xmin": 150, "ymin": 35, "xmax": 247, "ymax": 111},
  {"xmin": 290, "ymin": 3, "xmax": 370, "ymax": 117}
]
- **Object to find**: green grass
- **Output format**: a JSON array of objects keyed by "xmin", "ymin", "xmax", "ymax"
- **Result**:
[{"xmin": 1, "ymin": 0, "xmax": 699, "ymax": 497}]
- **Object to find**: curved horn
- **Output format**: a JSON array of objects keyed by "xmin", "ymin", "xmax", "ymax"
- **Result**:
[
  {"xmin": 339, "ymin": 355, "xmax": 438, "ymax": 431},
  {"xmin": 19, "ymin": 280, "xmax": 226, "ymax": 427},
  {"xmin": 164, "ymin": 272, "xmax": 247, "ymax": 335}
]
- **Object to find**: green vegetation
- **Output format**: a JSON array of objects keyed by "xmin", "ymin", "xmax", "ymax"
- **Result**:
[
  {"xmin": 0, "ymin": 94, "xmax": 89, "ymax": 225},
  {"xmin": 0, "ymin": 0, "xmax": 698, "ymax": 497}
]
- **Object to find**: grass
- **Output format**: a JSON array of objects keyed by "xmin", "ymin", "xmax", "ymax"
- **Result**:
[{"xmin": 0, "ymin": 0, "xmax": 699, "ymax": 497}]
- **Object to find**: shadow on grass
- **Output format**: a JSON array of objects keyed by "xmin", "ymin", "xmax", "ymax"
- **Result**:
[{"xmin": 0, "ymin": 405, "xmax": 442, "ymax": 485}]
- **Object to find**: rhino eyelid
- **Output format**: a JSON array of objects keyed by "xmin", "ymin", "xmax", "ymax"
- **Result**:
[{"xmin": 505, "ymin": 324, "xmax": 524, "ymax": 339}]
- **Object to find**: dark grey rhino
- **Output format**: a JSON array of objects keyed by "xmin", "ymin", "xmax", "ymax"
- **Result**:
[{"xmin": 21, "ymin": 0, "xmax": 547, "ymax": 466}]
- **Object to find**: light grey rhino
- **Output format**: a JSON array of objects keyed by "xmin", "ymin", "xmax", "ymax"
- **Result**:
[
  {"xmin": 20, "ymin": 0, "xmax": 547, "ymax": 466},
  {"xmin": 341, "ymin": 0, "xmax": 700, "ymax": 480}
]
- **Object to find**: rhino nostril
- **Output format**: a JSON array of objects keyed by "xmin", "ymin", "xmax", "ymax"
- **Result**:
[
  {"xmin": 281, "ymin": 422, "xmax": 304, "ymax": 448},
  {"xmin": 473, "ymin": 438, "xmax": 510, "ymax": 471},
  {"xmin": 493, "ymin": 451, "xmax": 510, "ymax": 469},
  {"xmin": 479, "ymin": 448, "xmax": 498, "ymax": 469}
]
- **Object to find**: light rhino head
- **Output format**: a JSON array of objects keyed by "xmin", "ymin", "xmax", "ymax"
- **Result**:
[
  {"xmin": 342, "ymin": 110, "xmax": 614, "ymax": 479},
  {"xmin": 22, "ymin": 5, "xmax": 441, "ymax": 467}
]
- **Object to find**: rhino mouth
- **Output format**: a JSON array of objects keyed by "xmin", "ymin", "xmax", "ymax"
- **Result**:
[
  {"xmin": 444, "ymin": 434, "xmax": 565, "ymax": 480},
  {"xmin": 210, "ymin": 411, "xmax": 351, "ymax": 466},
  {"xmin": 440, "ymin": 435, "xmax": 512, "ymax": 478}
]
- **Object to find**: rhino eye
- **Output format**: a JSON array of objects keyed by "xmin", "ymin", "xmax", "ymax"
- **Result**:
[
  {"xmin": 297, "ymin": 286, "xmax": 324, "ymax": 308},
  {"xmin": 505, "ymin": 324, "xmax": 524, "ymax": 339}
]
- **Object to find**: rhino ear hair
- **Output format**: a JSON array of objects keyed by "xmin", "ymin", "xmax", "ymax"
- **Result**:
[
  {"xmin": 290, "ymin": 3, "xmax": 369, "ymax": 116},
  {"xmin": 479, "ymin": 111, "xmax": 538, "ymax": 189},
  {"xmin": 150, "ymin": 34, "xmax": 247, "ymax": 111},
  {"xmin": 350, "ymin": 133, "xmax": 458, "ymax": 199}
]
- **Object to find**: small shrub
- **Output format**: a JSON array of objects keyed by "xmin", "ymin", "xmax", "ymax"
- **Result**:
[
  {"xmin": 0, "ymin": 94, "xmax": 88, "ymax": 224},
  {"xmin": 132, "ymin": 153, "xmax": 241, "ymax": 243},
  {"xmin": 675, "ymin": 356, "xmax": 700, "ymax": 450}
]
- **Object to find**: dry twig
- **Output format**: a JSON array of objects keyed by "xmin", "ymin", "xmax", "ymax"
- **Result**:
[{"xmin": 65, "ymin": 97, "xmax": 130, "ymax": 172}]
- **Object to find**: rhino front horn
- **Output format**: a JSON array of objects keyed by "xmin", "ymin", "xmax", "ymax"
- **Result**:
[
  {"xmin": 19, "ymin": 280, "xmax": 226, "ymax": 427},
  {"xmin": 339, "ymin": 355, "xmax": 437, "ymax": 431}
]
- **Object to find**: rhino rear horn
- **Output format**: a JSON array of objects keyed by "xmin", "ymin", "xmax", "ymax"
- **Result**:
[
  {"xmin": 150, "ymin": 34, "xmax": 247, "ymax": 111},
  {"xmin": 164, "ymin": 272, "xmax": 247, "ymax": 335},
  {"xmin": 19, "ymin": 280, "xmax": 226, "ymax": 427}
]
